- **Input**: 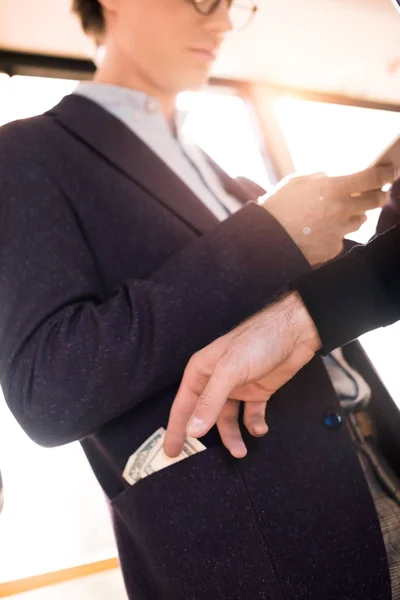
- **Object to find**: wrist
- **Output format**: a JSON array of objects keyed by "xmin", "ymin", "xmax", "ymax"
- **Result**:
[{"xmin": 281, "ymin": 291, "xmax": 322, "ymax": 353}]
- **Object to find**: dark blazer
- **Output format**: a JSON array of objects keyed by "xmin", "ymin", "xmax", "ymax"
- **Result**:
[{"xmin": 0, "ymin": 94, "xmax": 398, "ymax": 600}]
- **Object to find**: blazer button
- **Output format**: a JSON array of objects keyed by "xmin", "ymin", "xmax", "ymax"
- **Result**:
[{"xmin": 323, "ymin": 412, "xmax": 343, "ymax": 429}]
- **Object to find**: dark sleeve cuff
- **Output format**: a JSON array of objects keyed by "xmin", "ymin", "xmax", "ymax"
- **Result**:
[{"xmin": 293, "ymin": 225, "xmax": 400, "ymax": 354}]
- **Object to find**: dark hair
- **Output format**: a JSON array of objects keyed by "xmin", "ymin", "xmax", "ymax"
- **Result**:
[{"xmin": 72, "ymin": 0, "xmax": 105, "ymax": 42}]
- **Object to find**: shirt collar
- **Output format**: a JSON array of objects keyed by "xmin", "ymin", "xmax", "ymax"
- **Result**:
[{"xmin": 74, "ymin": 81, "xmax": 185, "ymax": 136}]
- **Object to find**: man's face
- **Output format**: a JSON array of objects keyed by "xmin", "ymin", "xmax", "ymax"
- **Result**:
[{"xmin": 100, "ymin": 0, "xmax": 233, "ymax": 93}]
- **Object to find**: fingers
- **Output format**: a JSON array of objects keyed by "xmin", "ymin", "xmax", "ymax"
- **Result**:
[
  {"xmin": 165, "ymin": 349, "xmax": 242, "ymax": 458},
  {"xmin": 332, "ymin": 165, "xmax": 397, "ymax": 196},
  {"xmin": 243, "ymin": 401, "xmax": 269, "ymax": 437},
  {"xmin": 217, "ymin": 400, "xmax": 248, "ymax": 458},
  {"xmin": 164, "ymin": 355, "xmax": 210, "ymax": 457},
  {"xmin": 185, "ymin": 357, "xmax": 240, "ymax": 438},
  {"xmin": 342, "ymin": 190, "xmax": 388, "ymax": 231},
  {"xmin": 347, "ymin": 190, "xmax": 388, "ymax": 213},
  {"xmin": 217, "ymin": 400, "xmax": 268, "ymax": 459}
]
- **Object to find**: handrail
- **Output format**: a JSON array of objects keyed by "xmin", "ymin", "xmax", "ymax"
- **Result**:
[{"xmin": 0, "ymin": 556, "xmax": 119, "ymax": 597}]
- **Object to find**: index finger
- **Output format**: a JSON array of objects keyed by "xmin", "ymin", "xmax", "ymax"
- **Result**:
[
  {"xmin": 331, "ymin": 164, "xmax": 398, "ymax": 196},
  {"xmin": 164, "ymin": 356, "xmax": 239, "ymax": 457},
  {"xmin": 163, "ymin": 359, "xmax": 206, "ymax": 458}
]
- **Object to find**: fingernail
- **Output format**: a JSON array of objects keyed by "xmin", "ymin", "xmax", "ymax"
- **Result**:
[
  {"xmin": 253, "ymin": 423, "xmax": 268, "ymax": 436},
  {"xmin": 187, "ymin": 417, "xmax": 206, "ymax": 436},
  {"xmin": 232, "ymin": 443, "xmax": 247, "ymax": 459}
]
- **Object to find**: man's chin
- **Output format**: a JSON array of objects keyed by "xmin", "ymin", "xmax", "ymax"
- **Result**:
[{"xmin": 178, "ymin": 72, "xmax": 211, "ymax": 92}]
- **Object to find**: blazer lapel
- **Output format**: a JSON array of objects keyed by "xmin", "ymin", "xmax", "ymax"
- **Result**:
[
  {"xmin": 205, "ymin": 154, "xmax": 268, "ymax": 204},
  {"xmin": 46, "ymin": 94, "xmax": 219, "ymax": 234}
]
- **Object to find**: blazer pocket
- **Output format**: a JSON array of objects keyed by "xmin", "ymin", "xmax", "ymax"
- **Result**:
[{"xmin": 111, "ymin": 444, "xmax": 284, "ymax": 600}]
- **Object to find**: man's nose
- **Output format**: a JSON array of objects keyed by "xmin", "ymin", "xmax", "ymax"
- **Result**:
[{"xmin": 204, "ymin": 0, "xmax": 233, "ymax": 34}]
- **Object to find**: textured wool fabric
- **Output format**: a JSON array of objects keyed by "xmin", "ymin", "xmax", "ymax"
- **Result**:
[
  {"xmin": 294, "ymin": 220, "xmax": 400, "ymax": 355},
  {"xmin": 0, "ymin": 94, "xmax": 397, "ymax": 599}
]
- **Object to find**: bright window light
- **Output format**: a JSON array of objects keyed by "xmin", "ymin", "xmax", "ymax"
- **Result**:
[
  {"xmin": 274, "ymin": 97, "xmax": 400, "ymax": 175},
  {"xmin": 0, "ymin": 73, "xmax": 11, "ymax": 126},
  {"xmin": 4, "ymin": 76, "xmax": 78, "ymax": 123},
  {"xmin": 178, "ymin": 91, "xmax": 271, "ymax": 190},
  {"xmin": 274, "ymin": 96, "xmax": 400, "ymax": 407}
]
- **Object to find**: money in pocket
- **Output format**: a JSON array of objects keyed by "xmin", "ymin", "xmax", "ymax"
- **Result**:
[{"xmin": 123, "ymin": 427, "xmax": 206, "ymax": 485}]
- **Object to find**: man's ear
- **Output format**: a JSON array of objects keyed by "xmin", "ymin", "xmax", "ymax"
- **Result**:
[
  {"xmin": 97, "ymin": 0, "xmax": 119, "ymax": 12},
  {"xmin": 96, "ymin": 0, "xmax": 119, "ymax": 44}
]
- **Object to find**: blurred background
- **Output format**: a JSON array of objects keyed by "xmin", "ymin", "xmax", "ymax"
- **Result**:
[{"xmin": 1, "ymin": 0, "xmax": 400, "ymax": 597}]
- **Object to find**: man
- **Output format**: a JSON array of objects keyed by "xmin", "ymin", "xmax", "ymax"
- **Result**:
[{"xmin": 0, "ymin": 0, "xmax": 396, "ymax": 598}]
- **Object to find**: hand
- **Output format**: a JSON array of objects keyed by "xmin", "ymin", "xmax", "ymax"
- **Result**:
[
  {"xmin": 260, "ymin": 165, "xmax": 397, "ymax": 265},
  {"xmin": 164, "ymin": 292, "xmax": 321, "ymax": 459}
]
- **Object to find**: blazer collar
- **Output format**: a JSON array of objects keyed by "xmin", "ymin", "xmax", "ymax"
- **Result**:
[{"xmin": 47, "ymin": 94, "xmax": 255, "ymax": 233}]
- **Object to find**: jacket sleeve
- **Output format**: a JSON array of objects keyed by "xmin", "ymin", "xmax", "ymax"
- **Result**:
[
  {"xmin": 293, "ymin": 222, "xmax": 400, "ymax": 354},
  {"xmin": 0, "ymin": 145, "xmax": 310, "ymax": 447}
]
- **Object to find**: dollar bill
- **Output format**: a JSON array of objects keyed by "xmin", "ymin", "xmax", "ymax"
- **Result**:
[
  {"xmin": 142, "ymin": 434, "xmax": 206, "ymax": 478},
  {"xmin": 122, "ymin": 427, "xmax": 165, "ymax": 485},
  {"xmin": 122, "ymin": 428, "xmax": 206, "ymax": 485}
]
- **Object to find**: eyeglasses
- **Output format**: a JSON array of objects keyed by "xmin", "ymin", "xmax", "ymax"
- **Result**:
[{"xmin": 190, "ymin": 0, "xmax": 258, "ymax": 31}]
